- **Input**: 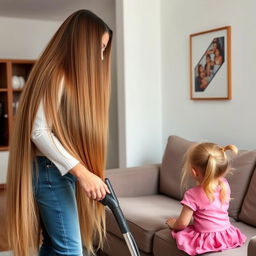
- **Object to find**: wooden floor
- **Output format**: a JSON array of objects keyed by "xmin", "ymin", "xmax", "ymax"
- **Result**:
[{"xmin": 0, "ymin": 252, "xmax": 11, "ymax": 256}]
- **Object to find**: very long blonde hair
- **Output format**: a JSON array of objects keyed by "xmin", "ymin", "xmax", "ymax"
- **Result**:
[
  {"xmin": 6, "ymin": 9, "xmax": 112, "ymax": 256},
  {"xmin": 181, "ymin": 142, "xmax": 238, "ymax": 203}
]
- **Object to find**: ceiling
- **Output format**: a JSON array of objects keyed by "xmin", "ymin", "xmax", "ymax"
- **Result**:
[{"xmin": 0, "ymin": 0, "xmax": 115, "ymax": 22}]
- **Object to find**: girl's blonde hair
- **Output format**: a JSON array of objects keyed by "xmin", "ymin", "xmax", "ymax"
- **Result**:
[
  {"xmin": 6, "ymin": 10, "xmax": 112, "ymax": 256},
  {"xmin": 181, "ymin": 142, "xmax": 238, "ymax": 203}
]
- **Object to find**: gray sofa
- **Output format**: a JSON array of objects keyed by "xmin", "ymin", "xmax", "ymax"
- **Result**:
[{"xmin": 103, "ymin": 135, "xmax": 256, "ymax": 256}]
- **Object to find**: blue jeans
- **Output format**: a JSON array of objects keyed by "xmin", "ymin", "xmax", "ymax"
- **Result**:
[{"xmin": 32, "ymin": 156, "xmax": 83, "ymax": 256}]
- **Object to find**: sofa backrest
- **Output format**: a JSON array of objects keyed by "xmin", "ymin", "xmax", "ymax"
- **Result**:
[
  {"xmin": 239, "ymin": 167, "xmax": 256, "ymax": 227},
  {"xmin": 160, "ymin": 135, "xmax": 195, "ymax": 200},
  {"xmin": 160, "ymin": 135, "xmax": 256, "ymax": 219},
  {"xmin": 226, "ymin": 150, "xmax": 256, "ymax": 219}
]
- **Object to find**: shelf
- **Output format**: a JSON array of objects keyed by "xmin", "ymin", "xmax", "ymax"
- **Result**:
[
  {"xmin": 0, "ymin": 184, "xmax": 6, "ymax": 189},
  {"xmin": 0, "ymin": 63, "xmax": 7, "ymax": 89},
  {"xmin": 0, "ymin": 146, "xmax": 8, "ymax": 152},
  {"xmin": 0, "ymin": 92, "xmax": 9, "ymax": 147},
  {"xmin": 0, "ymin": 59, "xmax": 35, "ymax": 150},
  {"xmin": 12, "ymin": 63, "xmax": 33, "ymax": 82},
  {"xmin": 13, "ymin": 91, "xmax": 21, "ymax": 116}
]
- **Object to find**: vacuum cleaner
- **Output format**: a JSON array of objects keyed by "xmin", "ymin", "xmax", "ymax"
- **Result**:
[{"xmin": 100, "ymin": 178, "xmax": 140, "ymax": 256}]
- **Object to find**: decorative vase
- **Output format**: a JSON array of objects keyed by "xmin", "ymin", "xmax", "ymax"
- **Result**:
[
  {"xmin": 19, "ymin": 76, "xmax": 25, "ymax": 88},
  {"xmin": 12, "ymin": 76, "xmax": 20, "ymax": 89}
]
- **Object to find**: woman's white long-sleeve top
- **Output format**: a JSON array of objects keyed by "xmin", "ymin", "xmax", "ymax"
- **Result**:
[{"xmin": 31, "ymin": 79, "xmax": 80, "ymax": 176}]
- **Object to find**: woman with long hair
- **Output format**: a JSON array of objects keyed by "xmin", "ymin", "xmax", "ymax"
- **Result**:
[{"xmin": 6, "ymin": 9, "xmax": 113, "ymax": 256}]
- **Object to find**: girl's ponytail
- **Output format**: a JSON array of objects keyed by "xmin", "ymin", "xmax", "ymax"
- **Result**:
[
  {"xmin": 218, "ymin": 144, "xmax": 238, "ymax": 203},
  {"xmin": 219, "ymin": 180, "xmax": 228, "ymax": 204},
  {"xmin": 202, "ymin": 154, "xmax": 217, "ymax": 202},
  {"xmin": 223, "ymin": 144, "xmax": 238, "ymax": 154}
]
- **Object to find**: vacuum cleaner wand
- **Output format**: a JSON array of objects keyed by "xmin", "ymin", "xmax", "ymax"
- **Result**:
[{"xmin": 100, "ymin": 178, "xmax": 140, "ymax": 256}]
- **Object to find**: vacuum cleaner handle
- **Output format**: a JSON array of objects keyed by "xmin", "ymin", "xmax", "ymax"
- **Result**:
[
  {"xmin": 105, "ymin": 178, "xmax": 118, "ymax": 202},
  {"xmin": 100, "ymin": 178, "xmax": 141, "ymax": 256},
  {"xmin": 100, "ymin": 178, "xmax": 119, "ymax": 209},
  {"xmin": 100, "ymin": 178, "xmax": 129, "ymax": 234}
]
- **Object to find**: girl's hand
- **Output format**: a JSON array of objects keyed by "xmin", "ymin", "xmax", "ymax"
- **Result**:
[
  {"xmin": 69, "ymin": 163, "xmax": 110, "ymax": 201},
  {"xmin": 166, "ymin": 206, "xmax": 193, "ymax": 230},
  {"xmin": 166, "ymin": 217, "xmax": 176, "ymax": 229}
]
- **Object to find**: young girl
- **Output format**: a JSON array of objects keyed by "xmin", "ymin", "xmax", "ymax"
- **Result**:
[{"xmin": 166, "ymin": 142, "xmax": 246, "ymax": 255}]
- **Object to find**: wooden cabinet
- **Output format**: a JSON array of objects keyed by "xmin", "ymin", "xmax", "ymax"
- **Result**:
[
  {"xmin": 0, "ymin": 184, "xmax": 9, "ymax": 251},
  {"xmin": 0, "ymin": 59, "xmax": 35, "ymax": 151}
]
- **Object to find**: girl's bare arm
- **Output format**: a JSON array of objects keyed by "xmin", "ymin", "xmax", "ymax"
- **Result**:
[{"xmin": 166, "ymin": 205, "xmax": 193, "ymax": 230}]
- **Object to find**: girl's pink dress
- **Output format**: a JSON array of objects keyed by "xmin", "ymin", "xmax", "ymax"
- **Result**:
[{"xmin": 172, "ymin": 179, "xmax": 246, "ymax": 255}]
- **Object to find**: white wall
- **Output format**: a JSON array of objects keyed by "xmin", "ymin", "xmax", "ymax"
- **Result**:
[
  {"xmin": 0, "ymin": 16, "xmax": 60, "ymax": 59},
  {"xmin": 0, "ymin": 2, "xmax": 118, "ymax": 183},
  {"xmin": 0, "ymin": 17, "xmax": 60, "ymax": 183},
  {"xmin": 116, "ymin": 0, "xmax": 162, "ymax": 167},
  {"xmin": 161, "ymin": 0, "xmax": 256, "ymax": 150}
]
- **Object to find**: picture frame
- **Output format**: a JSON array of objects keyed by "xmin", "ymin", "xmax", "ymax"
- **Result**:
[{"xmin": 190, "ymin": 26, "xmax": 231, "ymax": 100}]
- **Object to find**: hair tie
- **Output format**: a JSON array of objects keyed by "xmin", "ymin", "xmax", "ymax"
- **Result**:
[
  {"xmin": 219, "ymin": 146, "xmax": 225, "ymax": 152},
  {"xmin": 208, "ymin": 153, "xmax": 214, "ymax": 160}
]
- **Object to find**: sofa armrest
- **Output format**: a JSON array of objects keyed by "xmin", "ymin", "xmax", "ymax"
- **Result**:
[
  {"xmin": 248, "ymin": 235, "xmax": 256, "ymax": 256},
  {"xmin": 106, "ymin": 164, "xmax": 160, "ymax": 197}
]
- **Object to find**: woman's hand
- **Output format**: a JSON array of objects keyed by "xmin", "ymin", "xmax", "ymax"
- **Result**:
[
  {"xmin": 166, "ymin": 217, "xmax": 176, "ymax": 229},
  {"xmin": 69, "ymin": 163, "xmax": 110, "ymax": 201}
]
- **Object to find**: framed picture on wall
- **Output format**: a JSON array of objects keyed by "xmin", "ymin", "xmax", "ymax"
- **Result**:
[{"xmin": 190, "ymin": 26, "xmax": 231, "ymax": 100}]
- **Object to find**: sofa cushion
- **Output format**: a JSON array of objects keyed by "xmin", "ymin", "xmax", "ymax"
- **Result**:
[
  {"xmin": 106, "ymin": 195, "xmax": 182, "ymax": 254},
  {"xmin": 239, "ymin": 167, "xmax": 256, "ymax": 226},
  {"xmin": 160, "ymin": 135, "xmax": 256, "ymax": 219},
  {"xmin": 153, "ymin": 221, "xmax": 256, "ymax": 256}
]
